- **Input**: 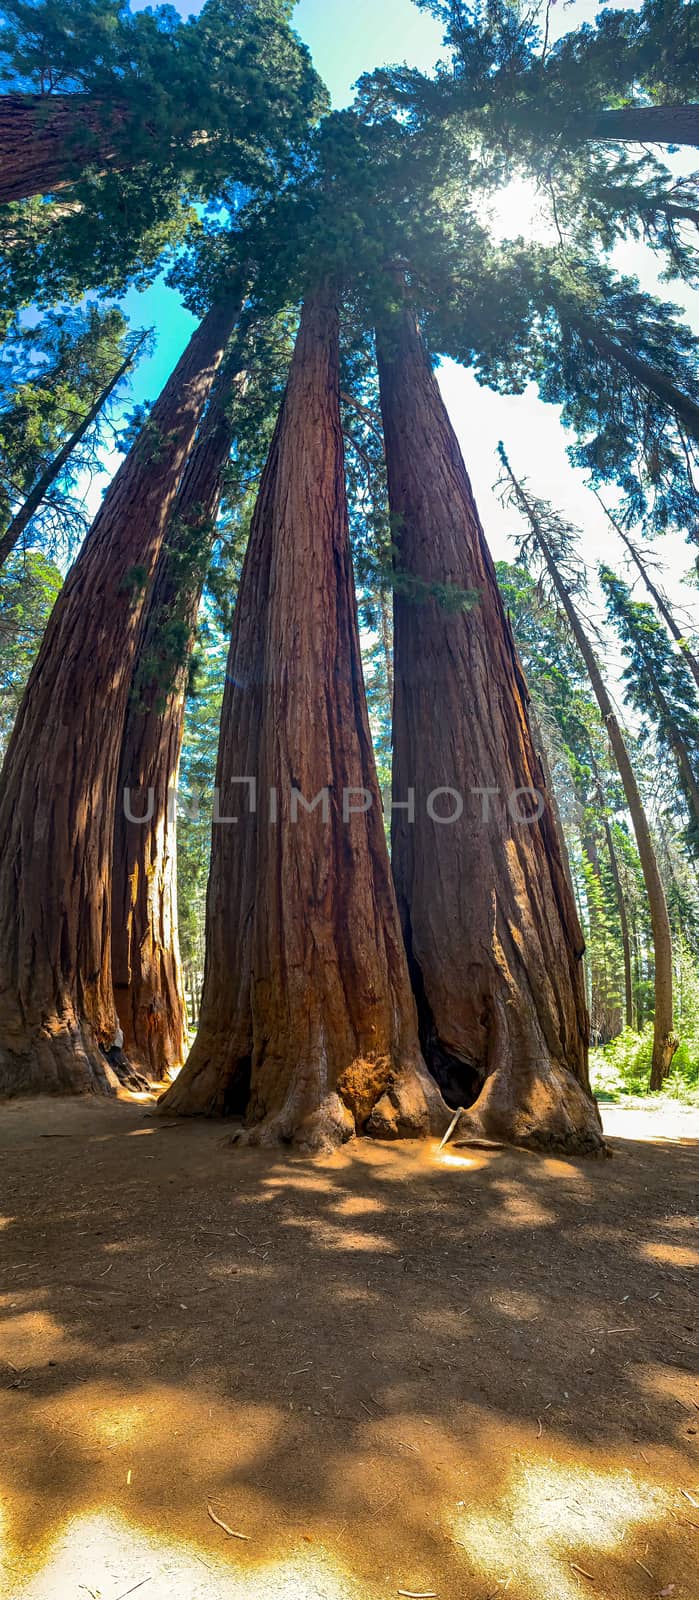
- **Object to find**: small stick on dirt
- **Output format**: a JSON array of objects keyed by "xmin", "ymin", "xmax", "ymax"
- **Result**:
[
  {"xmin": 681, "ymin": 1489, "xmax": 699, "ymax": 1508},
  {"xmin": 114, "ymin": 1580, "xmax": 152, "ymax": 1600},
  {"xmin": 207, "ymin": 1503, "xmax": 251, "ymax": 1540},
  {"xmin": 398, "ymin": 1590, "xmax": 438, "ymax": 1597},
  {"xmin": 635, "ymin": 1559, "xmax": 655, "ymax": 1579},
  {"xmin": 439, "ymin": 1110, "xmax": 463, "ymax": 1152},
  {"xmin": 570, "ymin": 1564, "xmax": 596, "ymax": 1584},
  {"xmin": 537, "ymin": 1417, "xmax": 543, "ymax": 1438}
]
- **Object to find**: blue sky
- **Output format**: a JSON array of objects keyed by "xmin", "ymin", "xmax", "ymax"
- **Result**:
[{"xmin": 117, "ymin": 0, "xmax": 697, "ymax": 663}]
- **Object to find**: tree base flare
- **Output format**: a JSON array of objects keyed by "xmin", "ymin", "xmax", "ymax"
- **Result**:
[
  {"xmin": 160, "ymin": 1053, "xmax": 452, "ymax": 1154},
  {"xmin": 0, "ymin": 1017, "xmax": 120, "ymax": 1099},
  {"xmin": 452, "ymin": 1063, "xmax": 608, "ymax": 1158}
]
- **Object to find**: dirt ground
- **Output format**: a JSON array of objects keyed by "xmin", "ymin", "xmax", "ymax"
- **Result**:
[{"xmin": 0, "ymin": 1095, "xmax": 697, "ymax": 1600}]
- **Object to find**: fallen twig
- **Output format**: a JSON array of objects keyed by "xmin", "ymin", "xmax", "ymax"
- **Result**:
[
  {"xmin": 114, "ymin": 1579, "xmax": 152, "ymax": 1600},
  {"xmin": 207, "ymin": 1502, "xmax": 251, "ymax": 1541}
]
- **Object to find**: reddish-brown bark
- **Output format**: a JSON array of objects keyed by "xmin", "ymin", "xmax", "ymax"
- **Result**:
[
  {"xmin": 0, "ymin": 299, "xmax": 240, "ymax": 1097},
  {"xmin": 112, "ymin": 359, "xmax": 244, "ymax": 1081},
  {"xmin": 0, "ymin": 93, "xmax": 142, "ymax": 204},
  {"xmin": 160, "ymin": 288, "xmax": 448, "ymax": 1152},
  {"xmin": 376, "ymin": 306, "xmax": 604, "ymax": 1155}
]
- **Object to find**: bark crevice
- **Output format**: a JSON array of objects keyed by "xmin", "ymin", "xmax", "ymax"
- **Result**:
[{"xmin": 159, "ymin": 287, "xmax": 449, "ymax": 1151}]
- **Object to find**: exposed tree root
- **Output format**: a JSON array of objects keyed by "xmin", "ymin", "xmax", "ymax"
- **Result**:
[
  {"xmin": 453, "ymin": 1061, "xmax": 608, "ymax": 1158},
  {"xmin": 161, "ymin": 1053, "xmax": 452, "ymax": 1155}
]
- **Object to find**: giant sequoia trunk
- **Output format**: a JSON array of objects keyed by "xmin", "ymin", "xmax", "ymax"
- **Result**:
[
  {"xmin": 376, "ymin": 307, "xmax": 603, "ymax": 1156},
  {"xmin": 0, "ymin": 299, "xmax": 239, "ymax": 1097},
  {"xmin": 112, "ymin": 357, "xmax": 244, "ymax": 1081},
  {"xmin": 160, "ymin": 288, "xmax": 447, "ymax": 1152},
  {"xmin": 579, "ymin": 103, "xmax": 699, "ymax": 149},
  {"xmin": 0, "ymin": 93, "xmax": 145, "ymax": 205},
  {"xmin": 0, "ymin": 335, "xmax": 145, "ymax": 570},
  {"xmin": 502, "ymin": 462, "xmax": 678, "ymax": 1090}
]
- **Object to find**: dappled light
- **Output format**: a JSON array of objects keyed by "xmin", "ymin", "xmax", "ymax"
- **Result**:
[{"xmin": 1, "ymin": 1097, "xmax": 697, "ymax": 1598}]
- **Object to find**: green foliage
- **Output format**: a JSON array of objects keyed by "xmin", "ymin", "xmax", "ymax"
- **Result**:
[
  {"xmin": 0, "ymin": 0, "xmax": 327, "ymax": 313},
  {"xmin": 0, "ymin": 299, "xmax": 140, "ymax": 556},
  {"xmin": 591, "ymin": 1015, "xmax": 699, "ymax": 1101},
  {"xmin": 600, "ymin": 566, "xmax": 699, "ymax": 856},
  {"xmin": 0, "ymin": 544, "xmax": 61, "ymax": 754}
]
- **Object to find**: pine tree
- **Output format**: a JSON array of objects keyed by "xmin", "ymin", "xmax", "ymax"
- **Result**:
[
  {"xmin": 0, "ymin": 324, "xmax": 148, "ymax": 569},
  {"xmin": 600, "ymin": 568, "xmax": 699, "ymax": 856},
  {"xmin": 0, "ymin": 544, "xmax": 61, "ymax": 759},
  {"xmin": 499, "ymin": 447, "xmax": 679, "ymax": 1088},
  {"xmin": 0, "ymin": 301, "xmax": 138, "ymax": 554},
  {"xmin": 595, "ymin": 495, "xmax": 699, "ymax": 696}
]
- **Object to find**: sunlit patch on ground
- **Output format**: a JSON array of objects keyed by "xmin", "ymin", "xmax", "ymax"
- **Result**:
[
  {"xmin": 5, "ymin": 1512, "xmax": 376, "ymax": 1600},
  {"xmin": 0, "ymin": 1098, "xmax": 697, "ymax": 1600},
  {"xmin": 640, "ymin": 1240, "xmax": 699, "ymax": 1268},
  {"xmin": 449, "ymin": 1459, "xmax": 665, "ymax": 1600}
]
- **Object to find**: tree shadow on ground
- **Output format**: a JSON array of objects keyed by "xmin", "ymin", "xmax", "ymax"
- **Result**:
[{"xmin": 0, "ymin": 1095, "xmax": 697, "ymax": 1599}]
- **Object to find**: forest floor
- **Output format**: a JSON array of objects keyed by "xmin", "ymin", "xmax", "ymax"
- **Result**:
[{"xmin": 0, "ymin": 1095, "xmax": 697, "ymax": 1600}]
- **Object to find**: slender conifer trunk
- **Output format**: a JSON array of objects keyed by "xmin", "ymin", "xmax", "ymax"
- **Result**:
[
  {"xmin": 376, "ymin": 305, "xmax": 604, "ymax": 1155},
  {"xmin": 112, "ymin": 357, "xmax": 245, "ymax": 1080},
  {"xmin": 0, "ymin": 336, "xmax": 145, "ymax": 570},
  {"xmin": 594, "ymin": 496, "xmax": 699, "ymax": 696},
  {"xmin": 586, "ymin": 745, "xmax": 635, "ymax": 1032},
  {"xmin": 501, "ymin": 461, "xmax": 679, "ymax": 1089},
  {"xmin": 0, "ymin": 298, "xmax": 240, "ymax": 1097},
  {"xmin": 160, "ymin": 287, "xmax": 447, "ymax": 1151}
]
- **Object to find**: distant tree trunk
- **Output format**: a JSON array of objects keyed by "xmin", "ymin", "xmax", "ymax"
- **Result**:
[
  {"xmin": 601, "ymin": 813, "xmax": 634, "ymax": 1031},
  {"xmin": 0, "ymin": 334, "xmax": 146, "ymax": 570},
  {"xmin": 501, "ymin": 460, "xmax": 679, "ymax": 1090},
  {"xmin": 573, "ymin": 319, "xmax": 699, "ymax": 444},
  {"xmin": 112, "ymin": 355, "xmax": 245, "ymax": 1082},
  {"xmin": 0, "ymin": 298, "xmax": 240, "ymax": 1098},
  {"xmin": 644, "ymin": 659, "xmax": 699, "ymax": 830},
  {"xmin": 580, "ymin": 820, "xmax": 621, "ymax": 1043},
  {"xmin": 160, "ymin": 287, "xmax": 448, "ymax": 1152},
  {"xmin": 376, "ymin": 305, "xmax": 604, "ymax": 1156},
  {"xmin": 0, "ymin": 93, "xmax": 144, "ymax": 205},
  {"xmin": 527, "ymin": 699, "xmax": 578, "ymax": 908},
  {"xmin": 378, "ymin": 589, "xmax": 394, "ymax": 706},
  {"xmin": 579, "ymin": 103, "xmax": 699, "ymax": 148},
  {"xmin": 586, "ymin": 745, "xmax": 635, "ymax": 1032},
  {"xmin": 595, "ymin": 494, "xmax": 699, "ymax": 695}
]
